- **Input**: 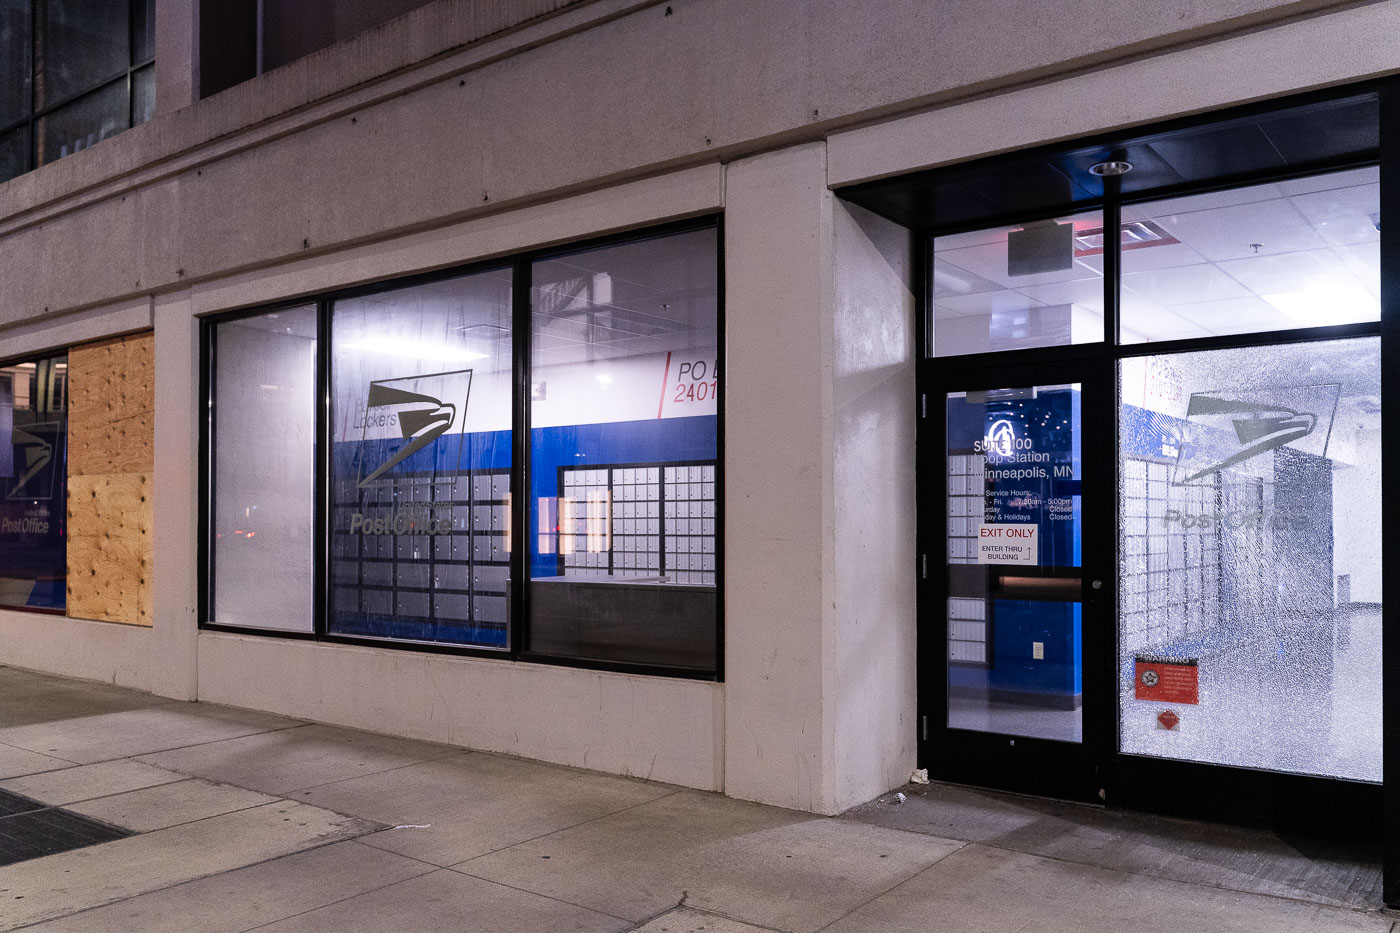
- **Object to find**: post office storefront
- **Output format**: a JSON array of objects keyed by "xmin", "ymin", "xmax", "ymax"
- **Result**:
[{"xmin": 842, "ymin": 81, "xmax": 1398, "ymax": 889}]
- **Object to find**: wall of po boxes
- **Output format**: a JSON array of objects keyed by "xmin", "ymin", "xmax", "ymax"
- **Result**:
[{"xmin": 65, "ymin": 333, "xmax": 154, "ymax": 625}]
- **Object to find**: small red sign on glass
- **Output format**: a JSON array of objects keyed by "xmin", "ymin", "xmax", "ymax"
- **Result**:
[
  {"xmin": 1157, "ymin": 710, "xmax": 1180, "ymax": 731},
  {"xmin": 1134, "ymin": 659, "xmax": 1199, "ymax": 705}
]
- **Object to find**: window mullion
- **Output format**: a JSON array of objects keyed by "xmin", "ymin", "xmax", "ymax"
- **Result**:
[{"xmin": 510, "ymin": 258, "xmax": 531, "ymax": 659}]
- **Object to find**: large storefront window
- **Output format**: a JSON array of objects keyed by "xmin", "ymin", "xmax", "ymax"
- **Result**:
[
  {"xmin": 208, "ymin": 308, "xmax": 317, "ymax": 632},
  {"xmin": 329, "ymin": 268, "xmax": 514, "ymax": 649},
  {"xmin": 527, "ymin": 227, "xmax": 720, "ymax": 669},
  {"xmin": 1119, "ymin": 338, "xmax": 1381, "ymax": 781},
  {"xmin": 202, "ymin": 220, "xmax": 721, "ymax": 676},
  {"xmin": 0, "ymin": 354, "xmax": 67, "ymax": 611}
]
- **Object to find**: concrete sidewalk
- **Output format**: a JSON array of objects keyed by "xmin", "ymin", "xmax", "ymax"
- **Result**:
[{"xmin": 0, "ymin": 665, "xmax": 1391, "ymax": 932}]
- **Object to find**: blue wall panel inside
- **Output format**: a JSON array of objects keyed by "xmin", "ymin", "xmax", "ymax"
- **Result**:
[
  {"xmin": 328, "ymin": 415, "xmax": 716, "ymax": 644},
  {"xmin": 946, "ymin": 387, "xmax": 1083, "ymax": 704}
]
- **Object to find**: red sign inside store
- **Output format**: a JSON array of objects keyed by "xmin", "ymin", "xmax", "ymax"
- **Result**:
[{"xmin": 1134, "ymin": 659, "xmax": 1199, "ymax": 705}]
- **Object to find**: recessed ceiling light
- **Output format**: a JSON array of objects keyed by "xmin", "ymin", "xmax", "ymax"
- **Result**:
[
  {"xmin": 1261, "ymin": 284, "xmax": 1379, "ymax": 327},
  {"xmin": 1089, "ymin": 160, "xmax": 1133, "ymax": 177}
]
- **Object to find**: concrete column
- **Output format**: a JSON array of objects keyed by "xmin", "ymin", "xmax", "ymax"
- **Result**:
[
  {"xmin": 150, "ymin": 293, "xmax": 200, "ymax": 699},
  {"xmin": 724, "ymin": 143, "xmax": 838, "ymax": 813},
  {"xmin": 830, "ymin": 201, "xmax": 918, "ymax": 809},
  {"xmin": 723, "ymin": 144, "xmax": 918, "ymax": 814}
]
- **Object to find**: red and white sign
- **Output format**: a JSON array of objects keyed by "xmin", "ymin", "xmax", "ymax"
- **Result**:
[
  {"xmin": 1134, "ymin": 659, "xmax": 1199, "ymax": 705},
  {"xmin": 658, "ymin": 351, "xmax": 719, "ymax": 419},
  {"xmin": 975, "ymin": 523, "xmax": 1038, "ymax": 565},
  {"xmin": 1156, "ymin": 709, "xmax": 1181, "ymax": 731}
]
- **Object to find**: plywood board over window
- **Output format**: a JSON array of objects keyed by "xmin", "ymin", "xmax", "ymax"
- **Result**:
[{"xmin": 66, "ymin": 333, "xmax": 154, "ymax": 626}]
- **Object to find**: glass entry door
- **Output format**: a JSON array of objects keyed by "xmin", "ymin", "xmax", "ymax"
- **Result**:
[{"xmin": 924, "ymin": 363, "xmax": 1108, "ymax": 800}]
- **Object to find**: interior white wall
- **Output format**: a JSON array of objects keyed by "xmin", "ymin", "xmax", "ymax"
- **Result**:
[{"xmin": 211, "ymin": 322, "xmax": 317, "ymax": 631}]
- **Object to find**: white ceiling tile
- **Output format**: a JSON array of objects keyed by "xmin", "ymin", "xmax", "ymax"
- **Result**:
[
  {"xmin": 1151, "ymin": 196, "xmax": 1326, "ymax": 261},
  {"xmin": 1121, "ymin": 310, "xmax": 1211, "ymax": 343},
  {"xmin": 1164, "ymin": 296, "xmax": 1292, "ymax": 332},
  {"xmin": 1287, "ymin": 182, "xmax": 1380, "ymax": 247},
  {"xmin": 1018, "ymin": 277, "xmax": 1105, "ymax": 312},
  {"xmin": 934, "ymin": 226, "xmax": 1009, "ymax": 251},
  {"xmin": 1332, "ymin": 242, "xmax": 1381, "ymax": 298},
  {"xmin": 1215, "ymin": 247, "xmax": 1358, "ymax": 296},
  {"xmin": 1122, "ymin": 263, "xmax": 1249, "ymax": 305},
  {"xmin": 936, "ymin": 289, "xmax": 1043, "ymax": 319},
  {"xmin": 1118, "ymin": 239, "xmax": 1207, "ymax": 273},
  {"xmin": 1122, "ymin": 182, "xmax": 1283, "ymax": 224},
  {"xmin": 938, "ymin": 239, "xmax": 1102, "ymax": 289},
  {"xmin": 931, "ymin": 257, "xmax": 1002, "ymax": 298}
]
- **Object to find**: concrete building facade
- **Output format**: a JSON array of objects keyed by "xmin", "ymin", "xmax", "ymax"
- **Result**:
[{"xmin": 1, "ymin": 0, "xmax": 1396, "ymax": 849}]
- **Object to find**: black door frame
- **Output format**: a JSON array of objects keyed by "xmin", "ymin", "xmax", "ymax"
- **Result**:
[
  {"xmin": 920, "ymin": 356, "xmax": 1113, "ymax": 803},
  {"xmin": 895, "ymin": 82, "xmax": 1398, "ymax": 885}
]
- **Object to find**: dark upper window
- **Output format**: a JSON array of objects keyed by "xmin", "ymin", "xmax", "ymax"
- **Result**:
[
  {"xmin": 198, "ymin": 0, "xmax": 441, "ymax": 100},
  {"xmin": 0, "ymin": 0, "xmax": 156, "ymax": 184}
]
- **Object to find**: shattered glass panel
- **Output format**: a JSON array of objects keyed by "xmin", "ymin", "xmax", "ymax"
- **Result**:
[{"xmin": 1118, "ymin": 338, "xmax": 1381, "ymax": 781}]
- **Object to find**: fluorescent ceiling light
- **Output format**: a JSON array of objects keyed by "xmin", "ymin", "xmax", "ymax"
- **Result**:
[
  {"xmin": 595, "ymin": 373, "xmax": 614, "ymax": 384},
  {"xmin": 1260, "ymin": 284, "xmax": 1379, "ymax": 327},
  {"xmin": 340, "ymin": 337, "xmax": 487, "ymax": 362}
]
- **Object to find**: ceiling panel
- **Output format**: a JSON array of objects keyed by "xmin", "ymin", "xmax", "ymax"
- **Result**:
[
  {"xmin": 1148, "ymin": 197, "xmax": 1326, "ymax": 262},
  {"xmin": 1121, "ymin": 263, "xmax": 1250, "ymax": 306}
]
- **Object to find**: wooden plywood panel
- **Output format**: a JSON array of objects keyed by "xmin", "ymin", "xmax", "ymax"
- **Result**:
[
  {"xmin": 66, "ymin": 473, "xmax": 153, "ymax": 626},
  {"xmin": 67, "ymin": 332, "xmax": 154, "ymax": 476}
]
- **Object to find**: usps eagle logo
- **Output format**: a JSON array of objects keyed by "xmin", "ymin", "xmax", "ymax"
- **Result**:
[
  {"xmin": 1171, "ymin": 384, "xmax": 1339, "ymax": 485},
  {"xmin": 355, "ymin": 371, "xmax": 473, "ymax": 488}
]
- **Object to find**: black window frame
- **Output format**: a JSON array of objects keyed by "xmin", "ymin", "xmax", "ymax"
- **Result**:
[
  {"xmin": 198, "ymin": 215, "xmax": 725, "ymax": 682},
  {"xmin": 0, "ymin": 0, "xmax": 156, "ymax": 183}
]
